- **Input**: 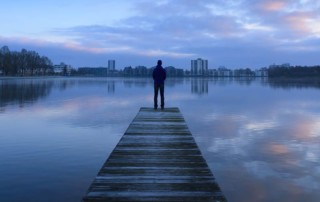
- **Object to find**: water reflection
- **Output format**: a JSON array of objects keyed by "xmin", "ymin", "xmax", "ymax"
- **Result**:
[
  {"xmin": 190, "ymin": 96, "xmax": 320, "ymax": 201},
  {"xmin": 0, "ymin": 77, "xmax": 320, "ymax": 202},
  {"xmin": 2, "ymin": 77, "xmax": 320, "ymax": 111},
  {"xmin": 191, "ymin": 78, "xmax": 208, "ymax": 95},
  {"xmin": 268, "ymin": 78, "xmax": 320, "ymax": 89},
  {"xmin": 0, "ymin": 78, "xmax": 122, "ymax": 111},
  {"xmin": 107, "ymin": 81, "xmax": 115, "ymax": 93},
  {"xmin": 0, "ymin": 78, "xmax": 54, "ymax": 108},
  {"xmin": 123, "ymin": 79, "xmax": 151, "ymax": 88},
  {"xmin": 191, "ymin": 77, "xmax": 320, "ymax": 96}
]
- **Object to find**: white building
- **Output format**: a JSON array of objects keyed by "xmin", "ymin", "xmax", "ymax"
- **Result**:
[
  {"xmin": 191, "ymin": 58, "xmax": 208, "ymax": 76},
  {"xmin": 255, "ymin": 68, "xmax": 268, "ymax": 77},
  {"xmin": 53, "ymin": 64, "xmax": 65, "ymax": 74},
  {"xmin": 53, "ymin": 63, "xmax": 72, "ymax": 75},
  {"xmin": 108, "ymin": 60, "xmax": 116, "ymax": 70},
  {"xmin": 218, "ymin": 66, "xmax": 232, "ymax": 77}
]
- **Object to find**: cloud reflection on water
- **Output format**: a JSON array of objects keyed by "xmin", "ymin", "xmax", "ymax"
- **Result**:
[
  {"xmin": 1, "ymin": 77, "xmax": 320, "ymax": 202},
  {"xmin": 200, "ymin": 96, "xmax": 320, "ymax": 201}
]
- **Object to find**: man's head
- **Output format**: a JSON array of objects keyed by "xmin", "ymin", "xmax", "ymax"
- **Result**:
[{"xmin": 157, "ymin": 60, "xmax": 162, "ymax": 66}]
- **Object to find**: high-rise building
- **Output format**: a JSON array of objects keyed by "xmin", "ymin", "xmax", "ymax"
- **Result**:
[
  {"xmin": 108, "ymin": 60, "xmax": 116, "ymax": 70},
  {"xmin": 191, "ymin": 58, "xmax": 208, "ymax": 76}
]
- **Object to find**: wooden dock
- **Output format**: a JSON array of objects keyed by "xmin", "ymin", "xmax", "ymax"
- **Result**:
[{"xmin": 83, "ymin": 107, "xmax": 227, "ymax": 202}]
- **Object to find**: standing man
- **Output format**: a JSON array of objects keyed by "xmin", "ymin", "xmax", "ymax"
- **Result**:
[{"xmin": 153, "ymin": 60, "xmax": 166, "ymax": 110}]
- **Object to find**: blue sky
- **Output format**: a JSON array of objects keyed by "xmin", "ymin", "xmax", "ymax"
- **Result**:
[{"xmin": 1, "ymin": 0, "xmax": 320, "ymax": 69}]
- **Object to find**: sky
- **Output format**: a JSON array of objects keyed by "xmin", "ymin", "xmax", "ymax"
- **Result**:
[{"xmin": 1, "ymin": 0, "xmax": 320, "ymax": 69}]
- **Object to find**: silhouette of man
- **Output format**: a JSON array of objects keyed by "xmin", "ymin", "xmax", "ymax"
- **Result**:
[{"xmin": 153, "ymin": 60, "xmax": 166, "ymax": 110}]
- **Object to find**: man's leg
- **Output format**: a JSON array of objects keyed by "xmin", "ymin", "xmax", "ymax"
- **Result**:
[
  {"xmin": 160, "ymin": 84, "xmax": 164, "ymax": 109},
  {"xmin": 154, "ymin": 84, "xmax": 159, "ymax": 109}
]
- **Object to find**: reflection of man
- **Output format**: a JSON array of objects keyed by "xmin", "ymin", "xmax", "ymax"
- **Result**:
[{"xmin": 152, "ymin": 60, "xmax": 166, "ymax": 110}]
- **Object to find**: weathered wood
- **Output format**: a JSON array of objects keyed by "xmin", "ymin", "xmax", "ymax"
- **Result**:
[{"xmin": 83, "ymin": 107, "xmax": 227, "ymax": 202}]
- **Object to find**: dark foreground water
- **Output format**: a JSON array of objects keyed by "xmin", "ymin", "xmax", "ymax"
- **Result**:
[{"xmin": 0, "ymin": 77, "xmax": 319, "ymax": 202}]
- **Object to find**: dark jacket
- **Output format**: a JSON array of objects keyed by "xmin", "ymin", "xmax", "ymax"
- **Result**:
[{"xmin": 153, "ymin": 65, "xmax": 166, "ymax": 85}]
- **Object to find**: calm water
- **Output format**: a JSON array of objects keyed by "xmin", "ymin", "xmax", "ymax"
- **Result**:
[{"xmin": 0, "ymin": 77, "xmax": 319, "ymax": 202}]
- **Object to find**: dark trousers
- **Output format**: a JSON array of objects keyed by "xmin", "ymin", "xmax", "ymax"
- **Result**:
[{"xmin": 154, "ymin": 84, "xmax": 164, "ymax": 108}]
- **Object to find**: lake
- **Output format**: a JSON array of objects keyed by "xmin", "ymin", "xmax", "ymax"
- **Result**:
[{"xmin": 0, "ymin": 77, "xmax": 319, "ymax": 202}]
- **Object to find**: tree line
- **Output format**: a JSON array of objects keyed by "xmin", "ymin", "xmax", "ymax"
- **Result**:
[
  {"xmin": 268, "ymin": 65, "xmax": 320, "ymax": 77},
  {"xmin": 0, "ymin": 45, "xmax": 53, "ymax": 76}
]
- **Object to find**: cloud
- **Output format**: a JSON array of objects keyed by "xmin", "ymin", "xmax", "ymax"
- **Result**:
[
  {"xmin": 268, "ymin": 144, "xmax": 290, "ymax": 155},
  {"xmin": 260, "ymin": 0, "xmax": 288, "ymax": 11},
  {"xmin": 0, "ymin": 36, "xmax": 56, "ymax": 48},
  {"xmin": 1, "ymin": 0, "xmax": 320, "ymax": 68},
  {"xmin": 55, "ymin": 23, "xmax": 197, "ymax": 59},
  {"xmin": 238, "ymin": 0, "xmax": 320, "ymax": 40}
]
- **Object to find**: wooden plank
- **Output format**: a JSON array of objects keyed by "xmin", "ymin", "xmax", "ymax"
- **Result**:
[{"xmin": 83, "ymin": 107, "xmax": 227, "ymax": 202}]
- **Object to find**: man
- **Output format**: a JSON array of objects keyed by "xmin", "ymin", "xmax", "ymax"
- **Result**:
[{"xmin": 152, "ymin": 60, "xmax": 166, "ymax": 110}]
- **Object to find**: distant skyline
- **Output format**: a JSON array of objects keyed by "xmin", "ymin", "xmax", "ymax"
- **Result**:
[{"xmin": 1, "ymin": 0, "xmax": 320, "ymax": 69}]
